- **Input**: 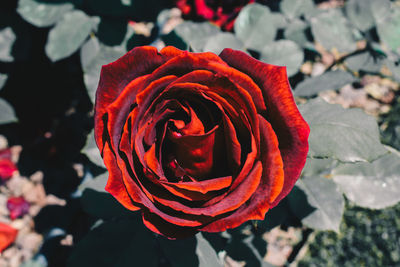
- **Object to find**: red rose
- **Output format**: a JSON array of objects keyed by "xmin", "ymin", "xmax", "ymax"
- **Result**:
[
  {"xmin": 175, "ymin": 0, "xmax": 255, "ymax": 31},
  {"xmin": 94, "ymin": 46, "xmax": 309, "ymax": 238},
  {"xmin": 7, "ymin": 196, "xmax": 30, "ymax": 220},
  {"xmin": 0, "ymin": 149, "xmax": 17, "ymax": 181},
  {"xmin": 0, "ymin": 223, "xmax": 17, "ymax": 252}
]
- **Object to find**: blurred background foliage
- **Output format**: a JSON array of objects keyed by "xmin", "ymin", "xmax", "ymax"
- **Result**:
[{"xmin": 1, "ymin": 0, "xmax": 400, "ymax": 266}]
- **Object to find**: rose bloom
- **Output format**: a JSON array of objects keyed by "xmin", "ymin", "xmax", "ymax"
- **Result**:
[
  {"xmin": 0, "ymin": 149, "xmax": 17, "ymax": 181},
  {"xmin": 0, "ymin": 223, "xmax": 17, "ymax": 252},
  {"xmin": 94, "ymin": 46, "xmax": 309, "ymax": 238},
  {"xmin": 175, "ymin": 0, "xmax": 255, "ymax": 31},
  {"xmin": 7, "ymin": 196, "xmax": 30, "ymax": 220}
]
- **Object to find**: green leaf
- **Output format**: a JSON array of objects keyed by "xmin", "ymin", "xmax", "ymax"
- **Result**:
[
  {"xmin": 67, "ymin": 219, "xmax": 157, "ymax": 267},
  {"xmin": 196, "ymin": 234, "xmax": 223, "ymax": 267},
  {"xmin": 203, "ymin": 32, "xmax": 245, "ymax": 55},
  {"xmin": 121, "ymin": 0, "xmax": 131, "ymax": 5},
  {"xmin": 370, "ymin": 0, "xmax": 391, "ymax": 24},
  {"xmin": 384, "ymin": 59, "xmax": 400, "ymax": 83},
  {"xmin": 376, "ymin": 6, "xmax": 400, "ymax": 53},
  {"xmin": 17, "ymin": 0, "xmax": 74, "ymax": 28},
  {"xmin": 292, "ymin": 176, "xmax": 344, "ymax": 232},
  {"xmin": 269, "ymin": 13, "xmax": 287, "ymax": 29},
  {"xmin": 0, "ymin": 98, "xmax": 17, "ymax": 124},
  {"xmin": 84, "ymin": 0, "xmax": 166, "ymax": 21},
  {"xmin": 0, "ymin": 27, "xmax": 16, "ymax": 62},
  {"xmin": 80, "ymin": 36, "xmax": 125, "ymax": 103},
  {"xmin": 19, "ymin": 255, "xmax": 47, "ymax": 267},
  {"xmin": 158, "ymin": 236, "xmax": 199, "ymax": 267},
  {"xmin": 301, "ymin": 158, "xmax": 335, "ymax": 177},
  {"xmin": 284, "ymin": 19, "xmax": 311, "ymax": 48},
  {"xmin": 79, "ymin": 172, "xmax": 108, "ymax": 193},
  {"xmin": 310, "ymin": 9, "xmax": 357, "ymax": 52},
  {"xmin": 332, "ymin": 147, "xmax": 400, "ymax": 209},
  {"xmin": 234, "ymin": 3, "xmax": 277, "ymax": 51},
  {"xmin": 299, "ymin": 98, "xmax": 387, "ymax": 162},
  {"xmin": 0, "ymin": 73, "xmax": 7, "ymax": 90},
  {"xmin": 345, "ymin": 52, "xmax": 383, "ymax": 73},
  {"xmin": 260, "ymin": 40, "xmax": 304, "ymax": 77},
  {"xmin": 174, "ymin": 22, "xmax": 220, "ymax": 52},
  {"xmin": 280, "ymin": 0, "xmax": 315, "ymax": 20},
  {"xmin": 294, "ymin": 70, "xmax": 356, "ymax": 97},
  {"xmin": 82, "ymin": 129, "xmax": 105, "ymax": 168},
  {"xmin": 345, "ymin": 0, "xmax": 376, "ymax": 32},
  {"xmin": 45, "ymin": 10, "xmax": 99, "ymax": 62},
  {"xmin": 81, "ymin": 189, "xmax": 131, "ymax": 219},
  {"xmin": 159, "ymin": 233, "xmax": 222, "ymax": 267}
]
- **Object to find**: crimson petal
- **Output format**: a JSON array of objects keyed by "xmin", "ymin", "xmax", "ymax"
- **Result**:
[{"xmin": 219, "ymin": 48, "xmax": 310, "ymax": 208}]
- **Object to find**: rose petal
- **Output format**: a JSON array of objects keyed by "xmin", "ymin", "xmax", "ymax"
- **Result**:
[
  {"xmin": 167, "ymin": 124, "xmax": 222, "ymax": 179},
  {"xmin": 119, "ymin": 118, "xmax": 209, "ymax": 227},
  {"xmin": 0, "ymin": 159, "xmax": 17, "ymax": 181},
  {"xmin": 160, "ymin": 176, "xmax": 231, "ymax": 202},
  {"xmin": 0, "ymin": 223, "xmax": 17, "ymax": 252},
  {"xmin": 167, "ymin": 70, "xmax": 260, "ymax": 143},
  {"xmin": 258, "ymin": 115, "xmax": 285, "ymax": 204},
  {"xmin": 219, "ymin": 48, "xmax": 310, "ymax": 207},
  {"xmin": 95, "ymin": 46, "xmax": 184, "ymax": 154},
  {"xmin": 103, "ymin": 142, "xmax": 141, "ymax": 211},
  {"xmin": 200, "ymin": 116, "xmax": 284, "ymax": 232},
  {"xmin": 162, "ymin": 176, "xmax": 232, "ymax": 194},
  {"xmin": 0, "ymin": 149, "xmax": 12, "ymax": 160},
  {"xmin": 142, "ymin": 210, "xmax": 198, "ymax": 239},
  {"xmin": 7, "ymin": 196, "xmax": 30, "ymax": 220},
  {"xmin": 151, "ymin": 161, "xmax": 262, "ymax": 217}
]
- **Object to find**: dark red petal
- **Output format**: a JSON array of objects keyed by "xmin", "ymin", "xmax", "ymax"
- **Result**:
[
  {"xmin": 103, "ymin": 76, "xmax": 174, "ymax": 208},
  {"xmin": 205, "ymin": 62, "xmax": 266, "ymax": 113},
  {"xmin": 94, "ymin": 46, "xmax": 183, "ymax": 154},
  {"xmin": 200, "ymin": 116, "xmax": 284, "ymax": 232},
  {"xmin": 0, "ymin": 223, "xmax": 17, "ymax": 252},
  {"xmin": 152, "ymin": 161, "xmax": 262, "ymax": 217},
  {"xmin": 258, "ymin": 115, "xmax": 285, "ymax": 204},
  {"xmin": 168, "ymin": 71, "xmax": 260, "ymax": 144},
  {"xmin": 194, "ymin": 0, "xmax": 214, "ymax": 19},
  {"xmin": 128, "ymin": 76, "xmax": 179, "ymax": 168},
  {"xmin": 162, "ymin": 176, "xmax": 232, "ymax": 194},
  {"xmin": 119, "ymin": 119, "xmax": 207, "ymax": 227},
  {"xmin": 160, "ymin": 176, "xmax": 231, "ymax": 202},
  {"xmin": 219, "ymin": 48, "xmax": 310, "ymax": 208},
  {"xmin": 103, "ymin": 142, "xmax": 141, "ymax": 211},
  {"xmin": 142, "ymin": 210, "xmax": 198, "ymax": 239},
  {"xmin": 167, "ymin": 124, "xmax": 221, "ymax": 179},
  {"xmin": 0, "ymin": 149, "xmax": 11, "ymax": 160},
  {"xmin": 0, "ymin": 159, "xmax": 17, "ymax": 181},
  {"xmin": 6, "ymin": 196, "xmax": 30, "ymax": 220},
  {"xmin": 221, "ymin": 112, "xmax": 241, "ymax": 171}
]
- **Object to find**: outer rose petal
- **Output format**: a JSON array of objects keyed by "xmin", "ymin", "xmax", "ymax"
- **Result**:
[
  {"xmin": 94, "ymin": 46, "xmax": 184, "ymax": 154},
  {"xmin": 219, "ymin": 48, "xmax": 310, "ymax": 208},
  {"xmin": 0, "ymin": 159, "xmax": 17, "ymax": 181},
  {"xmin": 103, "ymin": 142, "xmax": 141, "ymax": 211},
  {"xmin": 200, "ymin": 115, "xmax": 284, "ymax": 232},
  {"xmin": 142, "ymin": 210, "xmax": 198, "ymax": 239},
  {"xmin": 0, "ymin": 223, "xmax": 17, "ymax": 252}
]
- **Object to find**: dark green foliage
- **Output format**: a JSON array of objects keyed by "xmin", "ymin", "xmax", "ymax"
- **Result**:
[
  {"xmin": 381, "ymin": 97, "xmax": 400, "ymax": 151},
  {"xmin": 298, "ymin": 202, "xmax": 400, "ymax": 267},
  {"xmin": 294, "ymin": 70, "xmax": 356, "ymax": 97},
  {"xmin": 0, "ymin": 98, "xmax": 17, "ymax": 124}
]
